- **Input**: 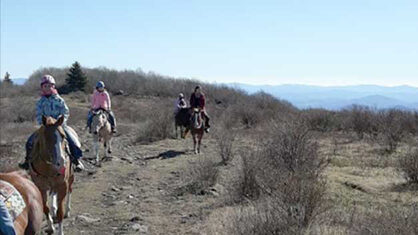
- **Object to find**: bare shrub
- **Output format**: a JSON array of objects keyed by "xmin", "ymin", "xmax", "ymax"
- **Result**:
[
  {"xmin": 0, "ymin": 96, "xmax": 36, "ymax": 123},
  {"xmin": 399, "ymin": 146, "xmax": 418, "ymax": 183},
  {"xmin": 231, "ymin": 92, "xmax": 296, "ymax": 128},
  {"xmin": 215, "ymin": 123, "xmax": 236, "ymax": 165},
  {"xmin": 222, "ymin": 119, "xmax": 328, "ymax": 234},
  {"xmin": 239, "ymin": 152, "xmax": 261, "ymax": 201},
  {"xmin": 179, "ymin": 156, "xmax": 219, "ymax": 195},
  {"xmin": 376, "ymin": 109, "xmax": 407, "ymax": 153},
  {"xmin": 344, "ymin": 105, "xmax": 379, "ymax": 139},
  {"xmin": 303, "ymin": 108, "xmax": 338, "ymax": 132},
  {"xmin": 135, "ymin": 109, "xmax": 173, "ymax": 144}
]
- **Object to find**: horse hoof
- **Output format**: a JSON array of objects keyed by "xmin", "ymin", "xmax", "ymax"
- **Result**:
[
  {"xmin": 45, "ymin": 228, "xmax": 54, "ymax": 235},
  {"xmin": 64, "ymin": 212, "xmax": 70, "ymax": 218}
]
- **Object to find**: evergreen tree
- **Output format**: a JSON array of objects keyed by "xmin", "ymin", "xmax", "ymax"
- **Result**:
[
  {"xmin": 66, "ymin": 61, "xmax": 87, "ymax": 92},
  {"xmin": 3, "ymin": 72, "xmax": 13, "ymax": 84}
]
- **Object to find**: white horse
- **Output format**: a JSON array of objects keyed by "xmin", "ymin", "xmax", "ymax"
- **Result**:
[{"xmin": 91, "ymin": 109, "xmax": 113, "ymax": 164}]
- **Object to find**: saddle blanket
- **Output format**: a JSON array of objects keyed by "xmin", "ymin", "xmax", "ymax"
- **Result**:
[{"xmin": 0, "ymin": 180, "xmax": 26, "ymax": 221}]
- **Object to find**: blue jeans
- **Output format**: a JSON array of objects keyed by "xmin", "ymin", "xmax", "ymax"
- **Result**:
[
  {"xmin": 87, "ymin": 110, "xmax": 116, "ymax": 129},
  {"xmin": 26, "ymin": 126, "xmax": 83, "ymax": 162},
  {"xmin": 0, "ymin": 200, "xmax": 16, "ymax": 235}
]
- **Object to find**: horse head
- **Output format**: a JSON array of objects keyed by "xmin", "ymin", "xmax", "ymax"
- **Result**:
[
  {"xmin": 39, "ymin": 115, "xmax": 67, "ymax": 173},
  {"xmin": 191, "ymin": 108, "xmax": 203, "ymax": 129},
  {"xmin": 92, "ymin": 110, "xmax": 108, "ymax": 135}
]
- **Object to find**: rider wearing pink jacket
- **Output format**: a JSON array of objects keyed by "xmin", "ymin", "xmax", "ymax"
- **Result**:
[
  {"xmin": 87, "ymin": 81, "xmax": 117, "ymax": 133},
  {"xmin": 91, "ymin": 89, "xmax": 111, "ymax": 110}
]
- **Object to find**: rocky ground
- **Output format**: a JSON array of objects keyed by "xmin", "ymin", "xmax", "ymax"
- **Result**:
[{"xmin": 61, "ymin": 124, "xmax": 220, "ymax": 235}]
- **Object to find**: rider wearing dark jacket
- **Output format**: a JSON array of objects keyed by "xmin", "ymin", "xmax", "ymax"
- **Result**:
[{"xmin": 190, "ymin": 85, "xmax": 210, "ymax": 132}]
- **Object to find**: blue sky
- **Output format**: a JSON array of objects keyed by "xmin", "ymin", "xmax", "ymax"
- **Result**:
[{"xmin": 1, "ymin": 0, "xmax": 417, "ymax": 86}]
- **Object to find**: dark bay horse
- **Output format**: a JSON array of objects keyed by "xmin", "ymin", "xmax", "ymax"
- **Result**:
[
  {"xmin": 0, "ymin": 170, "xmax": 43, "ymax": 235},
  {"xmin": 184, "ymin": 108, "xmax": 205, "ymax": 154},
  {"xmin": 29, "ymin": 116, "xmax": 74, "ymax": 235},
  {"xmin": 174, "ymin": 108, "xmax": 191, "ymax": 138}
]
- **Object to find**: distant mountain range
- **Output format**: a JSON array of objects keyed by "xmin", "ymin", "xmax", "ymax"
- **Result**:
[{"xmin": 230, "ymin": 83, "xmax": 418, "ymax": 110}]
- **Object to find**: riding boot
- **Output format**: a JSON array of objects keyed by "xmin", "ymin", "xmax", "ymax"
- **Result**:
[
  {"xmin": 71, "ymin": 157, "xmax": 85, "ymax": 172},
  {"xmin": 204, "ymin": 113, "xmax": 211, "ymax": 133},
  {"xmin": 18, "ymin": 158, "xmax": 30, "ymax": 170},
  {"xmin": 108, "ymin": 111, "xmax": 117, "ymax": 133}
]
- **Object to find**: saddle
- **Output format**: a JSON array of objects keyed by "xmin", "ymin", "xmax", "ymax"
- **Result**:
[{"xmin": 0, "ymin": 180, "xmax": 26, "ymax": 221}]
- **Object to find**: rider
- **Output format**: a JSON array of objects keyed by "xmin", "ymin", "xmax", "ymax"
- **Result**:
[
  {"xmin": 0, "ymin": 200, "xmax": 16, "ymax": 235},
  {"xmin": 174, "ymin": 93, "xmax": 187, "ymax": 115},
  {"xmin": 87, "ymin": 81, "xmax": 117, "ymax": 133},
  {"xmin": 190, "ymin": 85, "xmax": 210, "ymax": 133},
  {"xmin": 19, "ymin": 75, "xmax": 84, "ymax": 172}
]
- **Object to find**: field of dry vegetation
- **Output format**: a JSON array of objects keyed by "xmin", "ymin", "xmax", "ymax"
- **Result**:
[{"xmin": 1, "ymin": 67, "xmax": 417, "ymax": 234}]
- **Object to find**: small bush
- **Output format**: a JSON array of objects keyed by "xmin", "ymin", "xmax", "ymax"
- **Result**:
[
  {"xmin": 135, "ymin": 109, "xmax": 173, "ymax": 144},
  {"xmin": 399, "ymin": 147, "xmax": 418, "ymax": 184},
  {"xmin": 303, "ymin": 108, "xmax": 338, "ymax": 132},
  {"xmin": 344, "ymin": 105, "xmax": 379, "ymax": 139},
  {"xmin": 215, "ymin": 125, "xmax": 236, "ymax": 165},
  {"xmin": 180, "ymin": 156, "xmax": 219, "ymax": 195},
  {"xmin": 376, "ymin": 109, "xmax": 407, "ymax": 153}
]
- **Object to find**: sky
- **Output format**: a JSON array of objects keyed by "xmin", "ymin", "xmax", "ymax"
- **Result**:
[{"xmin": 1, "ymin": 0, "xmax": 418, "ymax": 86}]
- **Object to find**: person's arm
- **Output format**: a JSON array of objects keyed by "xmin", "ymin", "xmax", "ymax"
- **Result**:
[
  {"xmin": 60, "ymin": 99, "xmax": 70, "ymax": 123},
  {"xmin": 35, "ymin": 99, "xmax": 44, "ymax": 125},
  {"xmin": 201, "ymin": 95, "xmax": 206, "ymax": 109}
]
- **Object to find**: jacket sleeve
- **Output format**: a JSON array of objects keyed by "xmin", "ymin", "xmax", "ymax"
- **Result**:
[
  {"xmin": 201, "ymin": 95, "xmax": 206, "ymax": 109},
  {"xmin": 61, "ymin": 99, "xmax": 70, "ymax": 123},
  {"xmin": 36, "ymin": 99, "xmax": 44, "ymax": 125}
]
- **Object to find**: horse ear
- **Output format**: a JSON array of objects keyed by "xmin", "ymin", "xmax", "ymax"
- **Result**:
[
  {"xmin": 56, "ymin": 115, "xmax": 65, "ymax": 126},
  {"xmin": 42, "ymin": 116, "xmax": 47, "ymax": 126}
]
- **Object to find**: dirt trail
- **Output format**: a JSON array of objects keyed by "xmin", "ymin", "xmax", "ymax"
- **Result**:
[{"xmin": 61, "ymin": 125, "xmax": 217, "ymax": 235}]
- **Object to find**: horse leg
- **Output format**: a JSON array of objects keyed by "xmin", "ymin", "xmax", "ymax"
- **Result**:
[
  {"xmin": 104, "ymin": 140, "xmax": 108, "ymax": 158},
  {"xmin": 193, "ymin": 134, "xmax": 198, "ymax": 154},
  {"xmin": 94, "ymin": 139, "xmax": 100, "ymax": 164},
  {"xmin": 65, "ymin": 173, "xmax": 74, "ymax": 218},
  {"xmin": 56, "ymin": 185, "xmax": 68, "ymax": 235},
  {"xmin": 42, "ymin": 190, "xmax": 54, "ymax": 234},
  {"xmin": 198, "ymin": 133, "xmax": 203, "ymax": 154},
  {"xmin": 107, "ymin": 138, "xmax": 112, "ymax": 154},
  {"xmin": 50, "ymin": 192, "xmax": 57, "ymax": 220}
]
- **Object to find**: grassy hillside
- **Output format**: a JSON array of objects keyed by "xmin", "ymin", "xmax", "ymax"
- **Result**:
[{"xmin": 0, "ymin": 66, "xmax": 417, "ymax": 234}]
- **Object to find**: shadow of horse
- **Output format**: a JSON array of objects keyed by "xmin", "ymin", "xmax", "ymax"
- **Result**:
[{"xmin": 144, "ymin": 150, "xmax": 186, "ymax": 161}]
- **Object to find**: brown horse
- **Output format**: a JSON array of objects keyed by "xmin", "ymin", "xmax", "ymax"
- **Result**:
[
  {"xmin": 184, "ymin": 108, "xmax": 205, "ymax": 154},
  {"xmin": 91, "ymin": 109, "xmax": 113, "ymax": 164},
  {"xmin": 29, "ymin": 116, "xmax": 74, "ymax": 235},
  {"xmin": 0, "ymin": 170, "xmax": 43, "ymax": 235}
]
